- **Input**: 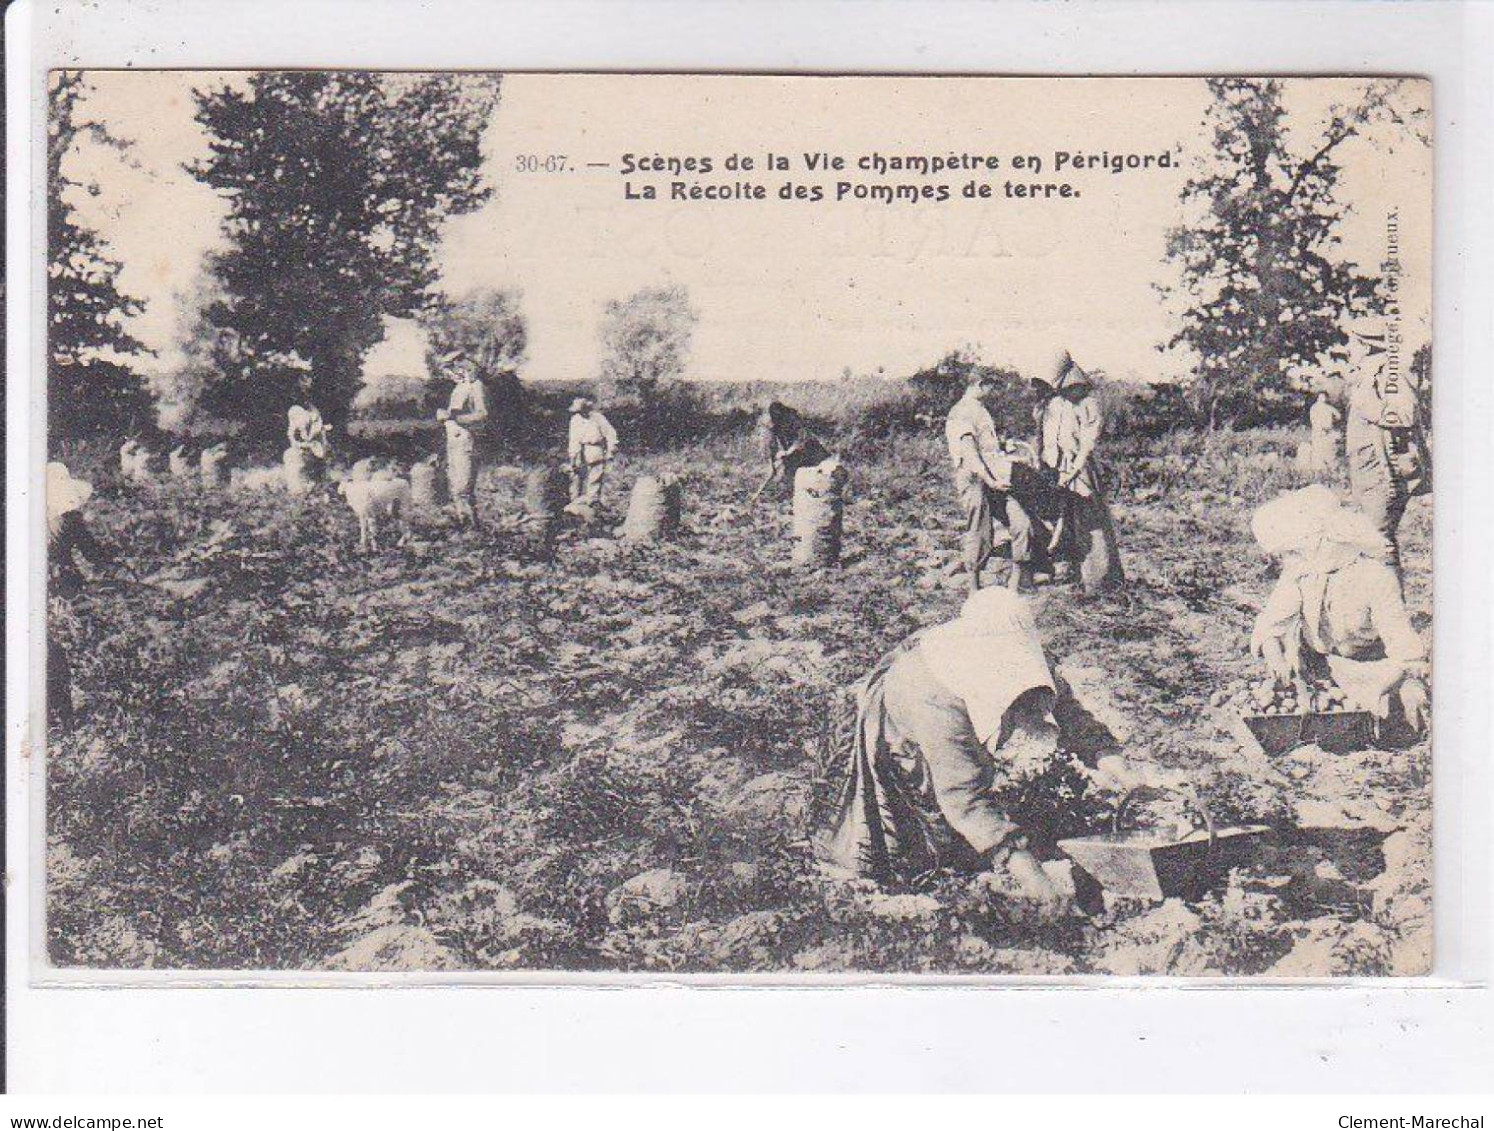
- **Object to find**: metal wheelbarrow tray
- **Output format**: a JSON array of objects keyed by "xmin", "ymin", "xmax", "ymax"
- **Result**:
[
  {"xmin": 1233, "ymin": 709, "xmax": 1377, "ymax": 758},
  {"xmin": 1057, "ymin": 825, "xmax": 1271, "ymax": 901}
]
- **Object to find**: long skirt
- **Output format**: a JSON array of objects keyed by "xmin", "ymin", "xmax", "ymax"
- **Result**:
[
  {"xmin": 816, "ymin": 644, "xmax": 1016, "ymax": 885},
  {"xmin": 1308, "ymin": 430, "xmax": 1339, "ymax": 475},
  {"xmin": 446, "ymin": 430, "xmax": 477, "ymax": 502},
  {"xmin": 1051, "ymin": 486, "xmax": 1123, "ymax": 594}
]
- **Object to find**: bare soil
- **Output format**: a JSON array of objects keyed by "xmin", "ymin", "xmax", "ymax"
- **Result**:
[{"xmin": 47, "ymin": 426, "xmax": 1432, "ymax": 975}]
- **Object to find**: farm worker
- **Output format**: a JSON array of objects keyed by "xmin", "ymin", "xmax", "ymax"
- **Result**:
[
  {"xmin": 436, "ymin": 358, "xmax": 489, "ymax": 528},
  {"xmin": 1345, "ymin": 322, "xmax": 1429, "ymax": 580},
  {"xmin": 1306, "ymin": 391, "xmax": 1342, "ymax": 475},
  {"xmin": 757, "ymin": 401, "xmax": 832, "ymax": 501},
  {"xmin": 47, "ymin": 462, "xmax": 112, "ymax": 732},
  {"xmin": 1249, "ymin": 485, "xmax": 1428, "ymax": 733},
  {"xmin": 566, "ymin": 396, "xmax": 619, "ymax": 519},
  {"xmin": 1032, "ymin": 349, "xmax": 1124, "ymax": 594},
  {"xmin": 814, "ymin": 587, "xmax": 1065, "ymax": 906},
  {"xmin": 284, "ymin": 403, "xmax": 331, "ymax": 493},
  {"xmin": 945, "ymin": 370, "xmax": 1044, "ymax": 594},
  {"xmin": 286, "ymin": 404, "xmax": 331, "ymax": 459}
]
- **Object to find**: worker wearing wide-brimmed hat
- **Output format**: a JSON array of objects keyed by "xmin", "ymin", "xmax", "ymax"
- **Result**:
[
  {"xmin": 1344, "ymin": 319, "xmax": 1429, "ymax": 580},
  {"xmin": 1031, "ymin": 348, "xmax": 1124, "ymax": 594},
  {"xmin": 566, "ymin": 396, "xmax": 618, "ymax": 520},
  {"xmin": 47, "ymin": 461, "xmax": 111, "ymax": 731},
  {"xmin": 435, "ymin": 356, "xmax": 489, "ymax": 528}
]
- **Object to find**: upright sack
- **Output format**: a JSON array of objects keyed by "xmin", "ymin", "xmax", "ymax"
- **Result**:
[
  {"xmin": 792, "ymin": 458, "xmax": 848, "ymax": 568},
  {"xmin": 618, "ymin": 475, "xmax": 682, "ymax": 542}
]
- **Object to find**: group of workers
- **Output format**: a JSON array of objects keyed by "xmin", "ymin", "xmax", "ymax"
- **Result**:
[
  {"xmin": 944, "ymin": 349, "xmax": 1124, "ymax": 596},
  {"xmin": 48, "ymin": 326, "xmax": 1431, "ymax": 909},
  {"xmin": 817, "ymin": 326, "xmax": 1430, "ymax": 898},
  {"xmin": 252, "ymin": 358, "xmax": 624, "ymax": 529},
  {"xmin": 432, "ymin": 358, "xmax": 620, "ymax": 527}
]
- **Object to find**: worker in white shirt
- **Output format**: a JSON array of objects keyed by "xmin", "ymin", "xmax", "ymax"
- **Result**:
[
  {"xmin": 566, "ymin": 396, "xmax": 619, "ymax": 520},
  {"xmin": 944, "ymin": 371, "xmax": 1042, "ymax": 594},
  {"xmin": 436, "ymin": 359, "xmax": 489, "ymax": 528}
]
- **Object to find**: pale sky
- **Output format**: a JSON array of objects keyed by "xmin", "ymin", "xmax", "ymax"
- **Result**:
[{"xmin": 68, "ymin": 73, "xmax": 1432, "ymax": 395}]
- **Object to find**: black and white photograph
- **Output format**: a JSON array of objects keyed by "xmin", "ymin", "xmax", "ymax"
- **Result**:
[{"xmin": 41, "ymin": 70, "xmax": 1434, "ymax": 977}]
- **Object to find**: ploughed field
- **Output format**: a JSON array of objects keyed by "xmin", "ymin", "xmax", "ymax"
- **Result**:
[{"xmin": 47, "ymin": 425, "xmax": 1432, "ymax": 975}]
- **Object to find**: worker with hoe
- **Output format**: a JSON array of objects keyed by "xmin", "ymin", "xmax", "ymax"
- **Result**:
[
  {"xmin": 1344, "ymin": 321, "xmax": 1430, "ymax": 581},
  {"xmin": 813, "ymin": 587, "xmax": 1067, "ymax": 907},
  {"xmin": 1249, "ymin": 484, "xmax": 1429, "ymax": 736},
  {"xmin": 754, "ymin": 400, "xmax": 833, "ymax": 503},
  {"xmin": 436, "ymin": 356, "xmax": 489, "ymax": 530},
  {"xmin": 1031, "ymin": 348, "xmax": 1124, "ymax": 595},
  {"xmin": 566, "ymin": 395, "xmax": 619, "ymax": 522},
  {"xmin": 944, "ymin": 368, "xmax": 1049, "ymax": 594}
]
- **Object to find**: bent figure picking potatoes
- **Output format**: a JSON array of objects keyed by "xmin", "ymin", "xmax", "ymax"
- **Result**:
[
  {"xmin": 814, "ymin": 588, "xmax": 1066, "ymax": 908},
  {"xmin": 1249, "ymin": 485, "xmax": 1429, "ymax": 734}
]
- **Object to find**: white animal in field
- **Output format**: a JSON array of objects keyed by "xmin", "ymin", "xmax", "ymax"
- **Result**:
[
  {"xmin": 119, "ymin": 439, "xmax": 152, "ymax": 484},
  {"xmin": 337, "ymin": 466, "xmax": 412, "ymax": 551},
  {"xmin": 169, "ymin": 445, "xmax": 193, "ymax": 478}
]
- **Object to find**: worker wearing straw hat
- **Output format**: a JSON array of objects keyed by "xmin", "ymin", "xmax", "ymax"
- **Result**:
[
  {"xmin": 566, "ymin": 396, "xmax": 619, "ymax": 520},
  {"xmin": 436, "ymin": 356, "xmax": 489, "ymax": 528}
]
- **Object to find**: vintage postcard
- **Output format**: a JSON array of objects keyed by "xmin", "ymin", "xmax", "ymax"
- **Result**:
[{"xmin": 42, "ymin": 72, "xmax": 1432, "ymax": 977}]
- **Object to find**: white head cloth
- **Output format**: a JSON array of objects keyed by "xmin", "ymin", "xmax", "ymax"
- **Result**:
[
  {"xmin": 1251, "ymin": 485, "xmax": 1388, "ymax": 565},
  {"xmin": 917, "ymin": 587, "xmax": 1056, "ymax": 745}
]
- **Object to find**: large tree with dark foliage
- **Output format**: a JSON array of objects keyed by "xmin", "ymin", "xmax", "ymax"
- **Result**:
[
  {"xmin": 1160, "ymin": 78, "xmax": 1426, "ymax": 428},
  {"xmin": 48, "ymin": 71, "xmax": 155, "ymax": 444},
  {"xmin": 188, "ymin": 72, "xmax": 501, "ymax": 441}
]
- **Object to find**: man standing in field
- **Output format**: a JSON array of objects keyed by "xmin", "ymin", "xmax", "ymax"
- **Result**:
[
  {"xmin": 436, "ymin": 357, "xmax": 489, "ymax": 529},
  {"xmin": 567, "ymin": 396, "xmax": 619, "ymax": 521},
  {"xmin": 945, "ymin": 370, "xmax": 1040, "ymax": 594},
  {"xmin": 1345, "ymin": 323, "xmax": 1429, "ymax": 580}
]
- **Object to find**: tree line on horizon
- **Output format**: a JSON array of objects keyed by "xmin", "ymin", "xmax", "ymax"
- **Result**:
[{"xmin": 47, "ymin": 74, "xmax": 1430, "ymax": 453}]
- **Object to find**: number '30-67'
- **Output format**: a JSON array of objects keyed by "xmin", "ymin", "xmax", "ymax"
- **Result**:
[{"xmin": 514, "ymin": 155, "xmax": 568, "ymax": 172}]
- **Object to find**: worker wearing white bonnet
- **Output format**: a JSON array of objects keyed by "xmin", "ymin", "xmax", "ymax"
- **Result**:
[
  {"xmin": 284, "ymin": 403, "xmax": 331, "ymax": 493},
  {"xmin": 815, "ymin": 586, "xmax": 1065, "ymax": 906},
  {"xmin": 1249, "ymin": 485, "xmax": 1428, "ymax": 733}
]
